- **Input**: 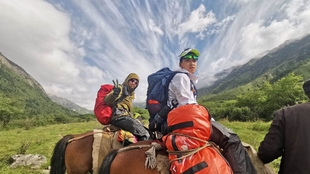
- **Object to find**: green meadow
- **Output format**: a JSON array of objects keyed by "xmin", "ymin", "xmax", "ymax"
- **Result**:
[{"xmin": 0, "ymin": 120, "xmax": 280, "ymax": 174}]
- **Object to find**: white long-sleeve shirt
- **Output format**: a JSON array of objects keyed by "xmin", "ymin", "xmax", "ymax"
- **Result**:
[{"xmin": 167, "ymin": 68, "xmax": 198, "ymax": 108}]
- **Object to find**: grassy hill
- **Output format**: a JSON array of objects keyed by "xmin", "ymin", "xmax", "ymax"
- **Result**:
[{"xmin": 0, "ymin": 53, "xmax": 84, "ymax": 129}]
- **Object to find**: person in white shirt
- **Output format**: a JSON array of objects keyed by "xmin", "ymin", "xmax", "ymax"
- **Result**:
[
  {"xmin": 150, "ymin": 48, "xmax": 257, "ymax": 173},
  {"xmin": 167, "ymin": 48, "xmax": 199, "ymax": 108},
  {"xmin": 150, "ymin": 48, "xmax": 200, "ymax": 134}
]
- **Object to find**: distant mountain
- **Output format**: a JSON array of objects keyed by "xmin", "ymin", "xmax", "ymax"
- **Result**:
[
  {"xmin": 214, "ymin": 66, "xmax": 236, "ymax": 80},
  {"xmin": 49, "ymin": 95, "xmax": 92, "ymax": 114},
  {"xmin": 0, "ymin": 52, "xmax": 46, "ymax": 93},
  {"xmin": 0, "ymin": 52, "xmax": 78, "ymax": 117},
  {"xmin": 198, "ymin": 34, "xmax": 310, "ymax": 97}
]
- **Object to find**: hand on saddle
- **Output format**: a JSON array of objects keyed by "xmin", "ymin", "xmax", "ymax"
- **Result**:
[{"xmin": 112, "ymin": 79, "xmax": 123, "ymax": 100}]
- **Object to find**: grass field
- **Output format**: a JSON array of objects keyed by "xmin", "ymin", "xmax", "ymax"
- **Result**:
[{"xmin": 0, "ymin": 120, "xmax": 280, "ymax": 173}]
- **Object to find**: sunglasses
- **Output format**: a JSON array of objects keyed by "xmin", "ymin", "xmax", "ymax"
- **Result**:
[
  {"xmin": 182, "ymin": 54, "xmax": 198, "ymax": 60},
  {"xmin": 129, "ymin": 79, "xmax": 139, "ymax": 85}
]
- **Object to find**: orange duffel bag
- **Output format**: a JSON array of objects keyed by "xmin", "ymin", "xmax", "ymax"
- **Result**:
[
  {"xmin": 169, "ymin": 145, "xmax": 233, "ymax": 174},
  {"xmin": 163, "ymin": 104, "xmax": 212, "ymax": 151},
  {"xmin": 163, "ymin": 104, "xmax": 233, "ymax": 174},
  {"xmin": 166, "ymin": 104, "xmax": 211, "ymax": 139}
]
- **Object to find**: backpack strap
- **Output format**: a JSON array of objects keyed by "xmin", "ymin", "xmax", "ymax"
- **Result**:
[
  {"xmin": 190, "ymin": 80, "xmax": 197, "ymax": 98},
  {"xmin": 163, "ymin": 71, "xmax": 180, "ymax": 109},
  {"xmin": 158, "ymin": 72, "xmax": 196, "ymax": 119},
  {"xmin": 168, "ymin": 71, "xmax": 197, "ymax": 108}
]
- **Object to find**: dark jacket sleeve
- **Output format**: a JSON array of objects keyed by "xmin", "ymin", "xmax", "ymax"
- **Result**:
[
  {"xmin": 104, "ymin": 90, "xmax": 118, "ymax": 105},
  {"xmin": 258, "ymin": 109, "xmax": 285, "ymax": 163},
  {"xmin": 117, "ymin": 93, "xmax": 134, "ymax": 112},
  {"xmin": 158, "ymin": 105, "xmax": 172, "ymax": 120},
  {"xmin": 211, "ymin": 120, "xmax": 257, "ymax": 174}
]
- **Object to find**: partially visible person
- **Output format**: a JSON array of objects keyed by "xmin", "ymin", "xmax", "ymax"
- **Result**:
[
  {"xmin": 149, "ymin": 48, "xmax": 256, "ymax": 173},
  {"xmin": 104, "ymin": 73, "xmax": 150, "ymax": 141},
  {"xmin": 258, "ymin": 78, "xmax": 310, "ymax": 174}
]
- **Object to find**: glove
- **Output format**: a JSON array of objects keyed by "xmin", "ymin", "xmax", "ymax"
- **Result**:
[
  {"xmin": 123, "ymin": 86, "xmax": 129, "ymax": 96},
  {"xmin": 112, "ymin": 79, "xmax": 122, "ymax": 99},
  {"xmin": 154, "ymin": 114, "xmax": 164, "ymax": 125}
]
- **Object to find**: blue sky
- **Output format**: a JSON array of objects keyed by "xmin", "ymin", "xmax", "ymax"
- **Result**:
[{"xmin": 1, "ymin": 0, "xmax": 310, "ymax": 110}]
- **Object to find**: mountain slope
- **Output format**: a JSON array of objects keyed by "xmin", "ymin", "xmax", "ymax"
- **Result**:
[
  {"xmin": 49, "ymin": 95, "xmax": 92, "ymax": 114},
  {"xmin": 0, "ymin": 52, "xmax": 78, "ymax": 117},
  {"xmin": 198, "ymin": 34, "xmax": 310, "ymax": 97}
]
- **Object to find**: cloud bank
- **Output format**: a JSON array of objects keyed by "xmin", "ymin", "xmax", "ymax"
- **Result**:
[{"xmin": 0, "ymin": 0, "xmax": 309, "ymax": 110}]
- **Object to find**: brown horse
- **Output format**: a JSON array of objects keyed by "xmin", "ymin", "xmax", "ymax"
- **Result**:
[
  {"xmin": 99, "ymin": 140, "xmax": 169, "ymax": 174},
  {"xmin": 50, "ymin": 129, "xmax": 122, "ymax": 174},
  {"xmin": 99, "ymin": 141, "xmax": 276, "ymax": 174}
]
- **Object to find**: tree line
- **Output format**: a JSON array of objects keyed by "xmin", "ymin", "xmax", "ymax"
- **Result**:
[
  {"xmin": 1, "ymin": 73, "xmax": 308, "ymax": 129},
  {"xmin": 199, "ymin": 73, "xmax": 308, "ymax": 121}
]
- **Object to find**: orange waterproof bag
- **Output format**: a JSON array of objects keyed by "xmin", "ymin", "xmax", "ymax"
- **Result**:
[
  {"xmin": 163, "ymin": 105, "xmax": 233, "ymax": 174},
  {"xmin": 169, "ymin": 146, "xmax": 233, "ymax": 174}
]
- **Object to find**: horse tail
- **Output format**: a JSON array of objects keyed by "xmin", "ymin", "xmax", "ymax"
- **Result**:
[
  {"xmin": 99, "ymin": 149, "xmax": 119, "ymax": 174},
  {"xmin": 50, "ymin": 135, "xmax": 74, "ymax": 174}
]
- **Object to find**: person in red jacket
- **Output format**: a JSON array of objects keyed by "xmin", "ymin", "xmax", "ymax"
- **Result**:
[{"xmin": 258, "ymin": 78, "xmax": 310, "ymax": 174}]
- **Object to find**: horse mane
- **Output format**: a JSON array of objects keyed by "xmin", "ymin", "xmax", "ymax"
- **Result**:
[
  {"xmin": 99, "ymin": 149, "xmax": 118, "ymax": 174},
  {"xmin": 50, "ymin": 135, "xmax": 74, "ymax": 174}
]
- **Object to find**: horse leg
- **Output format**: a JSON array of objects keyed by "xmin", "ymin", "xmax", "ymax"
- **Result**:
[
  {"xmin": 50, "ymin": 135, "xmax": 74, "ymax": 174},
  {"xmin": 65, "ymin": 135, "xmax": 93, "ymax": 174}
]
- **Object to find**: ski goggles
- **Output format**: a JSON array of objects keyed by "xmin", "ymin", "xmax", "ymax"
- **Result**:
[{"xmin": 182, "ymin": 54, "xmax": 198, "ymax": 60}]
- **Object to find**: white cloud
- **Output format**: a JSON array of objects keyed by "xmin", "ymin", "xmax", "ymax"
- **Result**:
[
  {"xmin": 1, "ymin": 0, "xmax": 310, "ymax": 110},
  {"xmin": 148, "ymin": 19, "xmax": 164, "ymax": 35},
  {"xmin": 198, "ymin": 0, "xmax": 310, "ymax": 88},
  {"xmin": 0, "ymin": 0, "xmax": 99, "ymax": 109},
  {"xmin": 177, "ymin": 5, "xmax": 217, "ymax": 38},
  {"xmin": 239, "ymin": 0, "xmax": 310, "ymax": 64}
]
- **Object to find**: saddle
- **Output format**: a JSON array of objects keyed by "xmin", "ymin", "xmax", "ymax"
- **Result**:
[{"xmin": 92, "ymin": 125, "xmax": 138, "ymax": 174}]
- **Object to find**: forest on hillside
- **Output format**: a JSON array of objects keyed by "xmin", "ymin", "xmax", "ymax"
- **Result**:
[
  {"xmin": 198, "ymin": 73, "xmax": 309, "ymax": 121},
  {"xmin": 1, "ymin": 73, "xmax": 309, "ymax": 130}
]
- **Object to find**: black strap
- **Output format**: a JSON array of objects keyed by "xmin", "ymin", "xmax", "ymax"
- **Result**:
[
  {"xmin": 171, "ymin": 134, "xmax": 179, "ymax": 151},
  {"xmin": 183, "ymin": 161, "xmax": 208, "ymax": 174},
  {"xmin": 171, "ymin": 135, "xmax": 183, "ymax": 163},
  {"xmin": 190, "ymin": 80, "xmax": 197, "ymax": 98},
  {"xmin": 167, "ymin": 121, "xmax": 194, "ymax": 132}
]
